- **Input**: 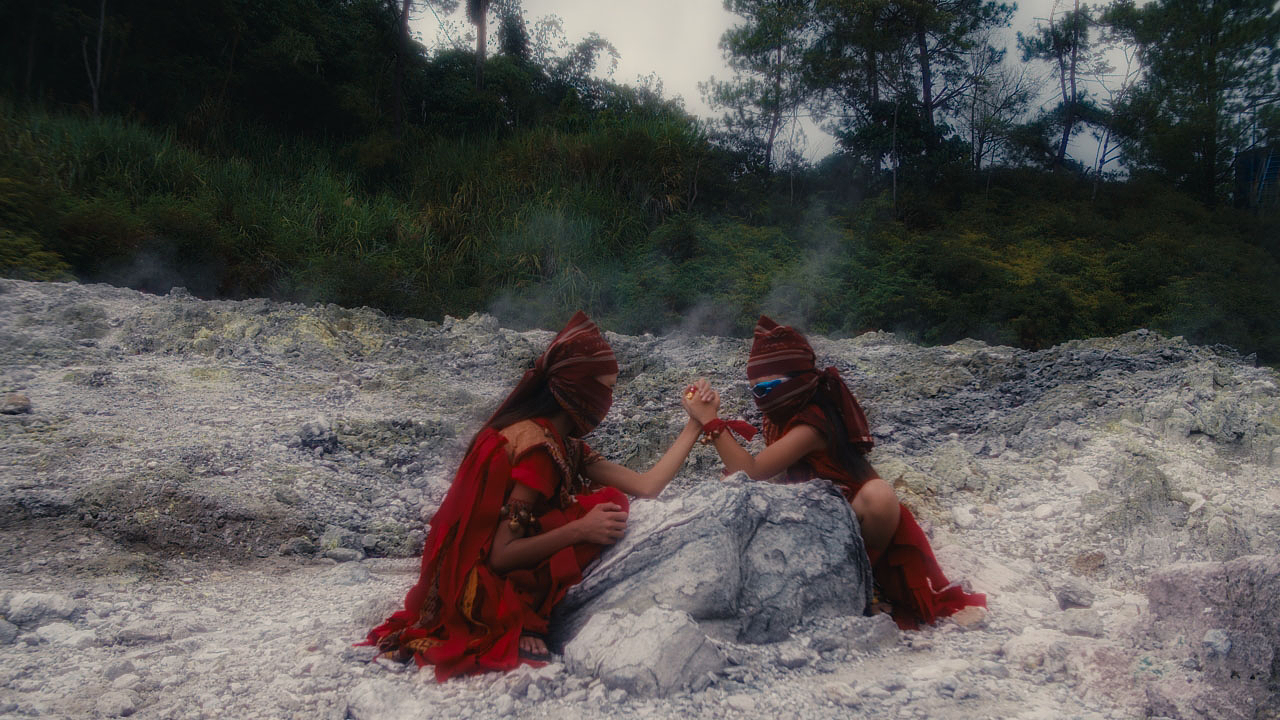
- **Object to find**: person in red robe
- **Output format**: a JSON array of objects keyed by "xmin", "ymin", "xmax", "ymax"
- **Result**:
[
  {"xmin": 364, "ymin": 311, "xmax": 709, "ymax": 680},
  {"xmin": 686, "ymin": 315, "xmax": 986, "ymax": 630}
]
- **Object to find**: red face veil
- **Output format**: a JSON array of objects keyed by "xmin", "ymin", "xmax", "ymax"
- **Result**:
[
  {"xmin": 747, "ymin": 315, "xmax": 820, "ymax": 425},
  {"xmin": 747, "ymin": 315, "xmax": 873, "ymax": 453},
  {"xmin": 487, "ymin": 311, "xmax": 618, "ymax": 436}
]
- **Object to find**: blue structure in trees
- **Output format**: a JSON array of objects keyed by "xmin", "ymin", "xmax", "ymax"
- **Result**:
[{"xmin": 1236, "ymin": 146, "xmax": 1279, "ymax": 210}]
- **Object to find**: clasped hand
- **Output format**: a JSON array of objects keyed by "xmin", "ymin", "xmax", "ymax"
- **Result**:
[{"xmin": 681, "ymin": 377, "xmax": 720, "ymax": 425}]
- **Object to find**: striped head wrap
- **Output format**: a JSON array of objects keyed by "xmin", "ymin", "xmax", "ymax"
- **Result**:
[
  {"xmin": 536, "ymin": 311, "xmax": 618, "ymax": 435},
  {"xmin": 747, "ymin": 315, "xmax": 873, "ymax": 453},
  {"xmin": 486, "ymin": 311, "xmax": 618, "ymax": 437}
]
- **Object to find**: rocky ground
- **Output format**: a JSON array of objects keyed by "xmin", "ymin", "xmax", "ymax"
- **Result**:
[{"xmin": 0, "ymin": 278, "xmax": 1277, "ymax": 719}]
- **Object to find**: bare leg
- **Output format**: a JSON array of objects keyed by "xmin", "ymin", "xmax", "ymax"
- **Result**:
[{"xmin": 851, "ymin": 477, "xmax": 901, "ymax": 553}]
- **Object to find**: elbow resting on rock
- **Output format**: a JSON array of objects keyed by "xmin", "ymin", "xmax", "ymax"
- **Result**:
[{"xmin": 630, "ymin": 484, "xmax": 662, "ymax": 500}]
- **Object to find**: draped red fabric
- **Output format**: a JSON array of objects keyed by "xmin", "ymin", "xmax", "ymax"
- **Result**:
[
  {"xmin": 361, "ymin": 423, "xmax": 627, "ymax": 680},
  {"xmin": 362, "ymin": 312, "xmax": 623, "ymax": 680},
  {"xmin": 486, "ymin": 311, "xmax": 618, "ymax": 437},
  {"xmin": 868, "ymin": 505, "xmax": 987, "ymax": 630},
  {"xmin": 748, "ymin": 316, "xmax": 985, "ymax": 629}
]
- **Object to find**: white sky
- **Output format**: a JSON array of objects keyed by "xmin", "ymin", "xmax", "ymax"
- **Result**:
[{"xmin": 412, "ymin": 0, "xmax": 1098, "ymax": 162}]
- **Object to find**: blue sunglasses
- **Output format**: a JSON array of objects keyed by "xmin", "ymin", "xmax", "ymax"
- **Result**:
[{"xmin": 751, "ymin": 378, "xmax": 785, "ymax": 398}]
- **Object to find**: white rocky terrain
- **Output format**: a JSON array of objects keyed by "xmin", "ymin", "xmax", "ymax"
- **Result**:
[{"xmin": 0, "ymin": 278, "xmax": 1277, "ymax": 720}]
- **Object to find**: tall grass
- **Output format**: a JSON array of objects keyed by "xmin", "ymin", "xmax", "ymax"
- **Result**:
[{"xmin": 2, "ymin": 104, "xmax": 1277, "ymax": 363}]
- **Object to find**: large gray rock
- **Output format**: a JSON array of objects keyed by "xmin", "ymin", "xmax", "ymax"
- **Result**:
[
  {"xmin": 1145, "ymin": 554, "xmax": 1280, "ymax": 718},
  {"xmin": 553, "ymin": 476, "xmax": 872, "ymax": 645},
  {"xmin": 563, "ymin": 607, "xmax": 725, "ymax": 697}
]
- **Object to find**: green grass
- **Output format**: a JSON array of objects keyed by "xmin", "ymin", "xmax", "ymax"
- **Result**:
[{"xmin": 2, "ymin": 103, "xmax": 1277, "ymax": 363}]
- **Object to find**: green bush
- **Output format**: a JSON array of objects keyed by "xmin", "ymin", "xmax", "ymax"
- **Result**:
[{"xmin": 0, "ymin": 229, "xmax": 72, "ymax": 281}]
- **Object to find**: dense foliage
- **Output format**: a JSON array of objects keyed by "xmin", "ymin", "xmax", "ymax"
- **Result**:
[{"xmin": 1, "ymin": 0, "xmax": 1277, "ymax": 362}]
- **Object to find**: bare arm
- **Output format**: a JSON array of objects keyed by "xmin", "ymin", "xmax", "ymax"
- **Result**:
[
  {"xmin": 487, "ymin": 483, "xmax": 626, "ymax": 574},
  {"xmin": 583, "ymin": 419, "xmax": 703, "ymax": 498},
  {"xmin": 711, "ymin": 422, "xmax": 825, "ymax": 481},
  {"xmin": 683, "ymin": 386, "xmax": 825, "ymax": 481}
]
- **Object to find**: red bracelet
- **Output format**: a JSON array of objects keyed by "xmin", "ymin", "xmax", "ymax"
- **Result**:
[{"xmin": 700, "ymin": 418, "xmax": 759, "ymax": 445}]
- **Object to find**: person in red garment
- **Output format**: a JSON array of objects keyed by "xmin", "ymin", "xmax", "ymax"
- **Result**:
[
  {"xmin": 687, "ymin": 315, "xmax": 986, "ymax": 629},
  {"xmin": 364, "ymin": 312, "xmax": 708, "ymax": 679}
]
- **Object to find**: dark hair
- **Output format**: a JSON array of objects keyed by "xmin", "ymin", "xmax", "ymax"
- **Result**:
[
  {"xmin": 810, "ymin": 386, "xmax": 878, "ymax": 486},
  {"xmin": 486, "ymin": 380, "xmax": 563, "ymax": 432}
]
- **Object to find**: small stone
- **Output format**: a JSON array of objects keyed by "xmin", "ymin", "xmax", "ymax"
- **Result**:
[
  {"xmin": 504, "ymin": 668, "xmax": 534, "ymax": 696},
  {"xmin": 325, "ymin": 548, "xmax": 364, "ymax": 563},
  {"xmin": 1059, "ymin": 608, "xmax": 1104, "ymax": 638},
  {"xmin": 777, "ymin": 645, "xmax": 812, "ymax": 669},
  {"xmin": 563, "ymin": 689, "xmax": 588, "ymax": 703},
  {"xmin": 949, "ymin": 606, "xmax": 988, "ymax": 629},
  {"xmin": 978, "ymin": 660, "xmax": 1009, "ymax": 679},
  {"xmin": 607, "ymin": 688, "xmax": 627, "ymax": 703},
  {"xmin": 494, "ymin": 694, "xmax": 515, "ymax": 716},
  {"xmin": 278, "ymin": 537, "xmax": 316, "ymax": 556},
  {"xmin": 1, "ymin": 393, "xmax": 31, "ymax": 414},
  {"xmin": 911, "ymin": 659, "xmax": 971, "ymax": 681},
  {"xmin": 114, "ymin": 622, "xmax": 169, "ymax": 645},
  {"xmin": 823, "ymin": 681, "xmax": 859, "ymax": 707},
  {"xmin": 952, "ymin": 506, "xmax": 977, "ymax": 528},
  {"xmin": 0, "ymin": 619, "xmax": 17, "ymax": 645},
  {"xmin": 106, "ymin": 655, "xmax": 137, "ymax": 676},
  {"xmin": 324, "ymin": 562, "xmax": 371, "ymax": 585},
  {"xmin": 36, "ymin": 621, "xmax": 96, "ymax": 648},
  {"xmin": 111, "ymin": 673, "xmax": 141, "ymax": 690},
  {"xmin": 1181, "ymin": 491, "xmax": 1206, "ymax": 514},
  {"xmin": 1032, "ymin": 503, "xmax": 1057, "ymax": 520},
  {"xmin": 526, "ymin": 684, "xmax": 543, "ymax": 702},
  {"xmin": 96, "ymin": 691, "xmax": 136, "ymax": 717},
  {"xmin": 1202, "ymin": 629, "xmax": 1231, "ymax": 656},
  {"xmin": 1054, "ymin": 579, "xmax": 1095, "ymax": 609},
  {"xmin": 727, "ymin": 694, "xmax": 756, "ymax": 712},
  {"xmin": 587, "ymin": 684, "xmax": 607, "ymax": 704}
]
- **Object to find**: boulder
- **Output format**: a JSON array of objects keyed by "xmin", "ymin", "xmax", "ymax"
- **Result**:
[
  {"xmin": 1145, "ymin": 554, "xmax": 1280, "ymax": 718},
  {"xmin": 5, "ymin": 592, "xmax": 75, "ymax": 626},
  {"xmin": 562, "ymin": 607, "xmax": 725, "ymax": 697},
  {"xmin": 553, "ymin": 476, "xmax": 872, "ymax": 646}
]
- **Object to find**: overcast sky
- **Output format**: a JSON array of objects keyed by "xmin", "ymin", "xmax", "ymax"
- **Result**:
[{"xmin": 412, "ymin": 0, "xmax": 1095, "ymax": 161}]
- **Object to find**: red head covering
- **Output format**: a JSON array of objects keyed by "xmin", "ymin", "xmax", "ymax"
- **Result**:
[
  {"xmin": 747, "ymin": 315, "xmax": 816, "ymax": 379},
  {"xmin": 747, "ymin": 315, "xmax": 873, "ymax": 453},
  {"xmin": 487, "ymin": 311, "xmax": 618, "ymax": 436}
]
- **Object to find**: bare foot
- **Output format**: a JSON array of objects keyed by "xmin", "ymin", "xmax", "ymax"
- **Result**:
[{"xmin": 519, "ymin": 634, "xmax": 548, "ymax": 657}]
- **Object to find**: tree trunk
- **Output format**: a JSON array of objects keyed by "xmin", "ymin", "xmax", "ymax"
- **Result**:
[
  {"xmin": 763, "ymin": 42, "xmax": 784, "ymax": 172},
  {"xmin": 1202, "ymin": 5, "xmax": 1220, "ymax": 206},
  {"xmin": 81, "ymin": 0, "xmax": 106, "ymax": 116},
  {"xmin": 25, "ymin": 9, "xmax": 39, "ymax": 96},
  {"xmin": 916, "ymin": 24, "xmax": 936, "ymax": 152},
  {"xmin": 1054, "ymin": 0, "xmax": 1082, "ymax": 169},
  {"xmin": 475, "ymin": 1, "xmax": 488, "ymax": 88},
  {"xmin": 393, "ymin": 0, "xmax": 412, "ymax": 135}
]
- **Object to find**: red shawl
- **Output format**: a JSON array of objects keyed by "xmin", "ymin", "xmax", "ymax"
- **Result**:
[
  {"xmin": 363, "ymin": 311, "xmax": 624, "ymax": 679},
  {"xmin": 362, "ymin": 421, "xmax": 625, "ymax": 679}
]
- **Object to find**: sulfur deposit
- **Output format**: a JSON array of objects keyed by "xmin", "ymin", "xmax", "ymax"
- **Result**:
[{"xmin": 1, "ymin": 278, "xmax": 1277, "ymax": 719}]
